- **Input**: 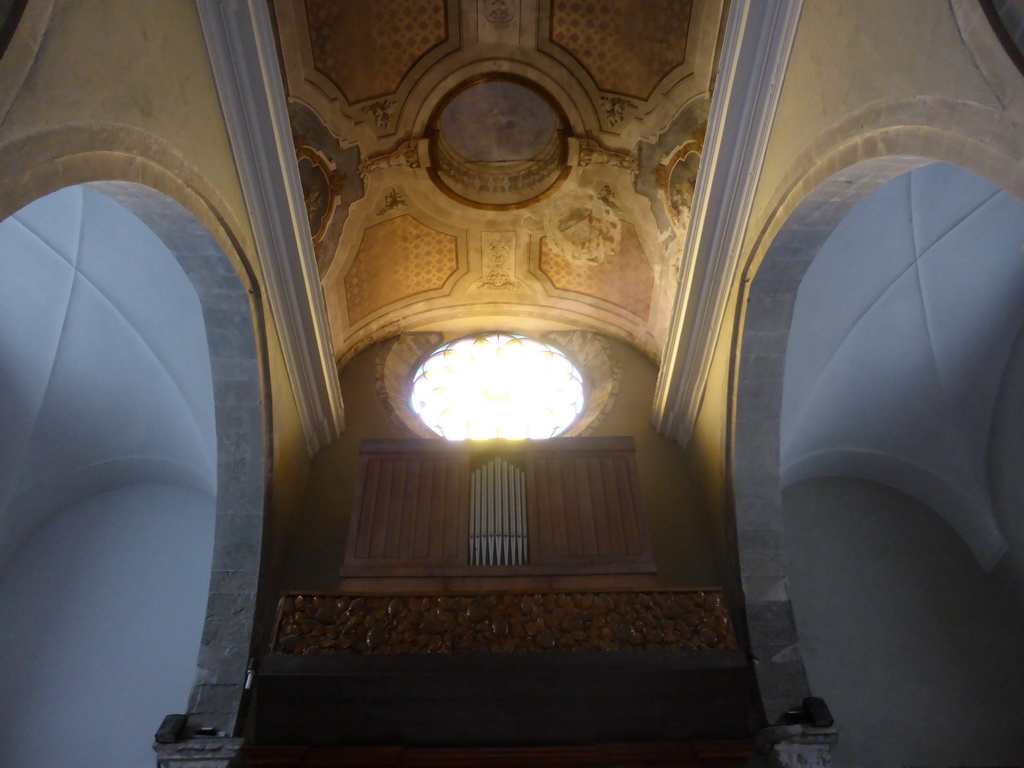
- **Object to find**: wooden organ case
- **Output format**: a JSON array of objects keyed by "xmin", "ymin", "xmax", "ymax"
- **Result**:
[{"xmin": 339, "ymin": 437, "xmax": 658, "ymax": 592}]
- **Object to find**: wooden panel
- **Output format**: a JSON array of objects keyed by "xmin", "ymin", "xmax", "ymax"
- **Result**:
[
  {"xmin": 252, "ymin": 652, "xmax": 754, "ymax": 754},
  {"xmin": 528, "ymin": 449, "xmax": 652, "ymax": 568},
  {"xmin": 246, "ymin": 741, "xmax": 755, "ymax": 768},
  {"xmin": 341, "ymin": 438, "xmax": 655, "ymax": 585},
  {"xmin": 344, "ymin": 450, "xmax": 467, "ymax": 569}
]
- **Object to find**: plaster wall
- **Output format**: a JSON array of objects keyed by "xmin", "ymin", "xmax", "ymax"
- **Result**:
[
  {"xmin": 781, "ymin": 477, "xmax": 1024, "ymax": 767},
  {"xmin": 709, "ymin": 1, "xmax": 1010, "ymax": 459},
  {"xmin": 774, "ymin": 264, "xmax": 1024, "ymax": 765},
  {"xmin": 273, "ymin": 336, "xmax": 729, "ymax": 606},
  {"xmin": 0, "ymin": 0, "xmax": 247, "ymax": 231},
  {"xmin": 0, "ymin": 0, "xmax": 309, "ymax": 506},
  {"xmin": 751, "ymin": 0, "xmax": 999, "ymax": 245},
  {"xmin": 989, "ymin": 312, "xmax": 1024, "ymax": 602},
  {"xmin": 701, "ymin": 1, "xmax": 1024, "ymax": 721},
  {"xmin": 0, "ymin": 0, "xmax": 311, "ymax": 528},
  {"xmin": 0, "ymin": 484, "xmax": 215, "ymax": 768},
  {"xmin": 0, "ymin": 0, "xmax": 314, "ymax": 737}
]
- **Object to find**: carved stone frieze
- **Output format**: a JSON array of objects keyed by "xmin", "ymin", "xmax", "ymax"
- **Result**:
[{"xmin": 273, "ymin": 590, "xmax": 737, "ymax": 655}]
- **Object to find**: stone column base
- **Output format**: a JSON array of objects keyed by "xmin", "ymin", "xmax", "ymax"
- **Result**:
[
  {"xmin": 754, "ymin": 724, "xmax": 838, "ymax": 768},
  {"xmin": 154, "ymin": 738, "xmax": 244, "ymax": 768}
]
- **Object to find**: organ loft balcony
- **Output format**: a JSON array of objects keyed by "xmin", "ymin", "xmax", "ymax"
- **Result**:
[{"xmin": 248, "ymin": 438, "xmax": 756, "ymax": 767}]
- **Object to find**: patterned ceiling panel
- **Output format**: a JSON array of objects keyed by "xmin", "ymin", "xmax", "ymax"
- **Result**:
[
  {"xmin": 304, "ymin": 0, "xmax": 448, "ymax": 104},
  {"xmin": 345, "ymin": 215, "xmax": 459, "ymax": 325},
  {"xmin": 548, "ymin": 0, "xmax": 692, "ymax": 100},
  {"xmin": 538, "ymin": 220, "xmax": 653, "ymax": 320}
]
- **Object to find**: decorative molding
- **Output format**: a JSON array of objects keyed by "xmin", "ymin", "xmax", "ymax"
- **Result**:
[
  {"xmin": 196, "ymin": 0, "xmax": 345, "ymax": 455},
  {"xmin": 652, "ymin": 0, "xmax": 804, "ymax": 445}
]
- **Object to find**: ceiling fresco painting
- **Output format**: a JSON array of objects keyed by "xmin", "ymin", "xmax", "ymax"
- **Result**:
[{"xmin": 273, "ymin": 0, "xmax": 725, "ymax": 367}]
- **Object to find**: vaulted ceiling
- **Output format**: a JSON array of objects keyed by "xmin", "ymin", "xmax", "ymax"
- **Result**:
[
  {"xmin": 782, "ymin": 162, "xmax": 1024, "ymax": 569},
  {"xmin": 271, "ymin": 0, "xmax": 726, "ymax": 366}
]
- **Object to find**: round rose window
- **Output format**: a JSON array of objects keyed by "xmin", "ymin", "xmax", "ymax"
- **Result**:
[{"xmin": 411, "ymin": 333, "xmax": 584, "ymax": 440}]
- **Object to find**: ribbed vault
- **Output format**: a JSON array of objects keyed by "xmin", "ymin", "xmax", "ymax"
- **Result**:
[{"xmin": 781, "ymin": 162, "xmax": 1024, "ymax": 568}]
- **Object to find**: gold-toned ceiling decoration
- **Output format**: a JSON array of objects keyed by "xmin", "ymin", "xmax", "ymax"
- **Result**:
[
  {"xmin": 273, "ymin": 0, "xmax": 724, "ymax": 367},
  {"xmin": 547, "ymin": 0, "xmax": 692, "ymax": 100},
  {"xmin": 304, "ymin": 0, "xmax": 450, "ymax": 103},
  {"xmin": 345, "ymin": 215, "xmax": 461, "ymax": 325}
]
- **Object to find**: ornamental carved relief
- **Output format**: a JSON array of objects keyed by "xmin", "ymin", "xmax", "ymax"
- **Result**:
[
  {"xmin": 472, "ymin": 232, "xmax": 523, "ymax": 291},
  {"xmin": 600, "ymin": 95, "xmax": 638, "ymax": 128},
  {"xmin": 361, "ymin": 99, "xmax": 396, "ymax": 129},
  {"xmin": 274, "ymin": 590, "xmax": 736, "ymax": 655},
  {"xmin": 541, "ymin": 188, "xmax": 622, "ymax": 266},
  {"xmin": 359, "ymin": 140, "xmax": 421, "ymax": 183},
  {"xmin": 376, "ymin": 189, "xmax": 407, "ymax": 216},
  {"xmin": 578, "ymin": 138, "xmax": 639, "ymax": 181},
  {"xmin": 482, "ymin": 0, "xmax": 516, "ymax": 23}
]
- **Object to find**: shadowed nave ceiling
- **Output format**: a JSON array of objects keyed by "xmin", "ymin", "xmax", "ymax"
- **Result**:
[{"xmin": 272, "ymin": 0, "xmax": 725, "ymax": 367}]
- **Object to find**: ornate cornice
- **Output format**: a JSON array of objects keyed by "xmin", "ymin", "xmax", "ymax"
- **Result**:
[
  {"xmin": 196, "ymin": 0, "xmax": 345, "ymax": 455},
  {"xmin": 652, "ymin": 0, "xmax": 804, "ymax": 445}
]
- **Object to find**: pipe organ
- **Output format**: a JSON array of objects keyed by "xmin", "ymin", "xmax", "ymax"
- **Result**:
[
  {"xmin": 470, "ymin": 457, "xmax": 528, "ymax": 567},
  {"xmin": 339, "ymin": 437, "xmax": 657, "ymax": 591}
]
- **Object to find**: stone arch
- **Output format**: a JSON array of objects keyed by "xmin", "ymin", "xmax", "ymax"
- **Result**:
[
  {"xmin": 0, "ymin": 0, "xmax": 55, "ymax": 123},
  {"xmin": 0, "ymin": 127, "xmax": 269, "ymax": 743},
  {"xmin": 731, "ymin": 109, "xmax": 1024, "ymax": 723}
]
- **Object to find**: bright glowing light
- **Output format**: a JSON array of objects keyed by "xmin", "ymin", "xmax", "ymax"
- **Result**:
[{"xmin": 411, "ymin": 333, "xmax": 584, "ymax": 440}]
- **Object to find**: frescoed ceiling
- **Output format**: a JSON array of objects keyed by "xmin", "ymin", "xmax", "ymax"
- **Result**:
[{"xmin": 272, "ymin": 0, "xmax": 725, "ymax": 366}]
